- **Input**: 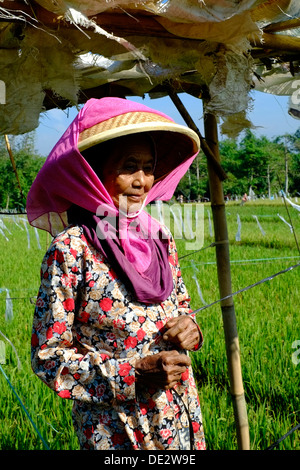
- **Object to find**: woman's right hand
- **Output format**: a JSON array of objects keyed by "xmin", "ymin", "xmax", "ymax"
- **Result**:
[{"xmin": 135, "ymin": 350, "xmax": 191, "ymax": 390}]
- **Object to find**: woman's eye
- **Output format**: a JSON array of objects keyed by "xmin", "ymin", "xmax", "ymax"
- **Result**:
[
  {"xmin": 143, "ymin": 165, "xmax": 153, "ymax": 174},
  {"xmin": 124, "ymin": 164, "xmax": 136, "ymax": 172}
]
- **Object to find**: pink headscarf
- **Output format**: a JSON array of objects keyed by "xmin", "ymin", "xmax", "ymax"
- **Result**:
[{"xmin": 27, "ymin": 98, "xmax": 199, "ymax": 303}]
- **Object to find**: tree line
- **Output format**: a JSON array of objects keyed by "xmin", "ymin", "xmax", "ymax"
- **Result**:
[
  {"xmin": 0, "ymin": 128, "xmax": 300, "ymax": 210},
  {"xmin": 0, "ymin": 133, "xmax": 45, "ymax": 210},
  {"xmin": 177, "ymin": 129, "xmax": 300, "ymax": 201}
]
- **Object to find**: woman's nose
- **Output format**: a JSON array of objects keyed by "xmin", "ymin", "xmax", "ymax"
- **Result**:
[{"xmin": 132, "ymin": 170, "xmax": 146, "ymax": 186}]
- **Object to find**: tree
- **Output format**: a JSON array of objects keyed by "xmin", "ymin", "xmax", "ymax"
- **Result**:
[{"xmin": 0, "ymin": 133, "xmax": 45, "ymax": 210}]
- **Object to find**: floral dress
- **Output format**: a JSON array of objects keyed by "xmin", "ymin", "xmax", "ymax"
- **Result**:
[{"xmin": 31, "ymin": 225, "xmax": 206, "ymax": 450}]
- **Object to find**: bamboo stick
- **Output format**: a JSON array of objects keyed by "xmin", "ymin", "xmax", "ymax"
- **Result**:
[
  {"xmin": 168, "ymin": 90, "xmax": 227, "ymax": 182},
  {"xmin": 264, "ymin": 18, "xmax": 300, "ymax": 34},
  {"xmin": 250, "ymin": 32, "xmax": 300, "ymax": 53},
  {"xmin": 4, "ymin": 135, "xmax": 24, "ymax": 200},
  {"xmin": 204, "ymin": 112, "xmax": 250, "ymax": 450}
]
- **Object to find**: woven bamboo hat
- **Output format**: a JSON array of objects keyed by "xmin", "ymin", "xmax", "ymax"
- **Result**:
[{"xmin": 77, "ymin": 97, "xmax": 200, "ymax": 180}]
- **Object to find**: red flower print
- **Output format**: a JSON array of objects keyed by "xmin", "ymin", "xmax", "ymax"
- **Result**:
[
  {"xmin": 96, "ymin": 384, "xmax": 106, "ymax": 397},
  {"xmin": 111, "ymin": 433, "xmax": 126, "ymax": 446},
  {"xmin": 106, "ymin": 332, "xmax": 116, "ymax": 342},
  {"xmin": 62, "ymin": 298, "xmax": 74, "ymax": 311},
  {"xmin": 113, "ymin": 318, "xmax": 125, "ymax": 330},
  {"xmin": 61, "ymin": 274, "xmax": 71, "ymax": 288},
  {"xmin": 133, "ymin": 430, "xmax": 144, "ymax": 443},
  {"xmin": 160, "ymin": 429, "xmax": 172, "ymax": 439},
  {"xmin": 109, "ymin": 269, "xmax": 118, "ymax": 280},
  {"xmin": 155, "ymin": 320, "xmax": 165, "ymax": 332},
  {"xmin": 119, "ymin": 363, "xmax": 132, "ymax": 376},
  {"xmin": 166, "ymin": 389, "xmax": 173, "ymax": 402},
  {"xmin": 74, "ymin": 373, "xmax": 80, "ymax": 380},
  {"xmin": 148, "ymin": 398, "xmax": 156, "ymax": 410},
  {"xmin": 53, "ymin": 321, "xmax": 67, "ymax": 335},
  {"xmin": 138, "ymin": 316, "xmax": 145, "ymax": 324},
  {"xmin": 137, "ymin": 328, "xmax": 146, "ymax": 341},
  {"xmin": 44, "ymin": 360, "xmax": 55, "ymax": 370},
  {"xmin": 140, "ymin": 403, "xmax": 148, "ymax": 415},
  {"xmin": 46, "ymin": 327, "xmax": 53, "ymax": 340},
  {"xmin": 84, "ymin": 426, "xmax": 94, "ymax": 439},
  {"xmin": 192, "ymin": 421, "xmax": 200, "ymax": 433},
  {"xmin": 61, "ymin": 367, "xmax": 69, "ymax": 375},
  {"xmin": 70, "ymin": 248, "xmax": 77, "ymax": 259},
  {"xmin": 79, "ymin": 311, "xmax": 90, "ymax": 323},
  {"xmin": 196, "ymin": 441, "xmax": 206, "ymax": 450},
  {"xmin": 53, "ymin": 249, "xmax": 65, "ymax": 264},
  {"xmin": 69, "ymin": 274, "xmax": 77, "ymax": 287},
  {"xmin": 99, "ymin": 298, "xmax": 113, "ymax": 312},
  {"xmin": 181, "ymin": 368, "xmax": 189, "ymax": 382},
  {"xmin": 168, "ymin": 254, "xmax": 175, "ymax": 266},
  {"xmin": 47, "ymin": 254, "xmax": 54, "ymax": 267},
  {"xmin": 58, "ymin": 390, "xmax": 71, "ymax": 399},
  {"xmin": 35, "ymin": 297, "xmax": 45, "ymax": 308},
  {"xmin": 124, "ymin": 375, "xmax": 135, "ymax": 386},
  {"xmin": 31, "ymin": 333, "xmax": 39, "ymax": 347},
  {"xmin": 124, "ymin": 336, "xmax": 137, "ymax": 350},
  {"xmin": 100, "ymin": 353, "xmax": 111, "ymax": 361},
  {"xmin": 116, "ymin": 394, "xmax": 126, "ymax": 401}
]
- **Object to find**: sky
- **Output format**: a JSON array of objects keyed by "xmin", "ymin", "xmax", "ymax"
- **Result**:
[{"xmin": 35, "ymin": 90, "xmax": 300, "ymax": 157}]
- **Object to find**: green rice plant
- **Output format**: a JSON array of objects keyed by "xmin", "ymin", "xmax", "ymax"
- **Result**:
[{"xmin": 0, "ymin": 200, "xmax": 299, "ymax": 450}]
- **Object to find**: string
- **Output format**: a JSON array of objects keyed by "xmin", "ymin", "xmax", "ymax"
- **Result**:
[
  {"xmin": 189, "ymin": 261, "xmax": 300, "ymax": 315},
  {"xmin": 0, "ymin": 364, "xmax": 50, "ymax": 450}
]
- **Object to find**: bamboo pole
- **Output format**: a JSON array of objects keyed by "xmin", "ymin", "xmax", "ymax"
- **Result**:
[
  {"xmin": 250, "ymin": 32, "xmax": 300, "ymax": 53},
  {"xmin": 169, "ymin": 91, "xmax": 250, "ymax": 449},
  {"xmin": 168, "ymin": 90, "xmax": 228, "ymax": 182},
  {"xmin": 204, "ymin": 112, "xmax": 250, "ymax": 450},
  {"xmin": 4, "ymin": 135, "xmax": 24, "ymax": 200}
]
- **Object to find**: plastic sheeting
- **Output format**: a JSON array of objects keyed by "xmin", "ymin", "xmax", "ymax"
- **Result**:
[{"xmin": 1, "ymin": 0, "xmax": 300, "ymax": 137}]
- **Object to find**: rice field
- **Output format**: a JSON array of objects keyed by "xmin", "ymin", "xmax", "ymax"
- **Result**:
[{"xmin": 0, "ymin": 199, "xmax": 299, "ymax": 450}]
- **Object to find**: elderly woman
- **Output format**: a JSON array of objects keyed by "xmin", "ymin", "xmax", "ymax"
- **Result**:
[{"xmin": 27, "ymin": 97, "xmax": 205, "ymax": 451}]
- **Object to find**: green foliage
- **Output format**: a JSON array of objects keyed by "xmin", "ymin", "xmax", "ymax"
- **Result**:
[
  {"xmin": 0, "ymin": 201, "xmax": 299, "ymax": 450},
  {"xmin": 177, "ymin": 128, "xmax": 300, "ymax": 201},
  {"xmin": 0, "ymin": 134, "xmax": 45, "ymax": 210}
]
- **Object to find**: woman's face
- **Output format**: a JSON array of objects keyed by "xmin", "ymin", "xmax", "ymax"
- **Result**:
[{"xmin": 101, "ymin": 134, "xmax": 155, "ymax": 213}]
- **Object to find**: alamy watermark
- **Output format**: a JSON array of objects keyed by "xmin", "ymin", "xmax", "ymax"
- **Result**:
[
  {"xmin": 0, "ymin": 80, "xmax": 6, "ymax": 104},
  {"xmin": 0, "ymin": 340, "xmax": 5, "ymax": 364},
  {"xmin": 292, "ymin": 340, "xmax": 300, "ymax": 366},
  {"xmin": 95, "ymin": 200, "xmax": 204, "ymax": 251},
  {"xmin": 291, "ymin": 80, "xmax": 300, "ymax": 106}
]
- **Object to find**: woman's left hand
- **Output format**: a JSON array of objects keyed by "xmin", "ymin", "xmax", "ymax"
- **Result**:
[{"xmin": 163, "ymin": 316, "xmax": 200, "ymax": 351}]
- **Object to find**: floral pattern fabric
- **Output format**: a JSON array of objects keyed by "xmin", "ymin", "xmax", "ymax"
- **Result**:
[{"xmin": 31, "ymin": 225, "xmax": 206, "ymax": 450}]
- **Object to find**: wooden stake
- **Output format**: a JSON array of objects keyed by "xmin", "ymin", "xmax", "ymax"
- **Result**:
[
  {"xmin": 4, "ymin": 135, "xmax": 24, "ymax": 200},
  {"xmin": 204, "ymin": 112, "xmax": 250, "ymax": 450},
  {"xmin": 168, "ymin": 90, "xmax": 227, "ymax": 182}
]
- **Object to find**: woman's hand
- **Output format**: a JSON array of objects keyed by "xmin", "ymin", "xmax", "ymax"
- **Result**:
[
  {"xmin": 135, "ymin": 350, "xmax": 191, "ymax": 390},
  {"xmin": 163, "ymin": 316, "xmax": 200, "ymax": 351}
]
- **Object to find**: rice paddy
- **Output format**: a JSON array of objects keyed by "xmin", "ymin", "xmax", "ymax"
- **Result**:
[{"xmin": 0, "ymin": 199, "xmax": 299, "ymax": 450}]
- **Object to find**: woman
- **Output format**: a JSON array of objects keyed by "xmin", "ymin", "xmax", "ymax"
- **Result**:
[{"xmin": 27, "ymin": 97, "xmax": 206, "ymax": 450}]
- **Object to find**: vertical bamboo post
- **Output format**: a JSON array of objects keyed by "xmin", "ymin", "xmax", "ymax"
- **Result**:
[
  {"xmin": 204, "ymin": 112, "xmax": 250, "ymax": 450},
  {"xmin": 4, "ymin": 135, "xmax": 24, "ymax": 200}
]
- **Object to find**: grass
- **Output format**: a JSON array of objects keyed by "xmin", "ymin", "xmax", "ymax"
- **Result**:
[{"xmin": 0, "ymin": 199, "xmax": 299, "ymax": 450}]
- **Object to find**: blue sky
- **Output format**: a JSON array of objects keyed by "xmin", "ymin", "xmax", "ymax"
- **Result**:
[{"xmin": 35, "ymin": 90, "xmax": 300, "ymax": 157}]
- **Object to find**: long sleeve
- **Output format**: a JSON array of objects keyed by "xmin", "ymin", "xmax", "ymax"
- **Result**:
[
  {"xmin": 31, "ymin": 235, "xmax": 136, "ymax": 405},
  {"xmin": 167, "ymin": 232, "xmax": 204, "ymax": 350}
]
